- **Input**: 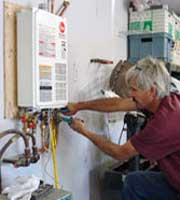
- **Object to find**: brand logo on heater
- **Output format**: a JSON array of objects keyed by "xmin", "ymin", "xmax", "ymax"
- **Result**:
[{"xmin": 59, "ymin": 22, "xmax": 65, "ymax": 33}]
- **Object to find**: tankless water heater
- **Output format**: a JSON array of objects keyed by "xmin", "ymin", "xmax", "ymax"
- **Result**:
[{"xmin": 17, "ymin": 8, "xmax": 68, "ymax": 109}]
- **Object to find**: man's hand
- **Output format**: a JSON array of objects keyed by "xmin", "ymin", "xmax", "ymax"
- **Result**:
[
  {"xmin": 68, "ymin": 118, "xmax": 138, "ymax": 160},
  {"xmin": 70, "ymin": 118, "xmax": 86, "ymax": 134},
  {"xmin": 61, "ymin": 103, "xmax": 79, "ymax": 116}
]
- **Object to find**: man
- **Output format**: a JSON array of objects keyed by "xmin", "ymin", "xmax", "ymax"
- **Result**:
[{"xmin": 63, "ymin": 57, "xmax": 180, "ymax": 200}]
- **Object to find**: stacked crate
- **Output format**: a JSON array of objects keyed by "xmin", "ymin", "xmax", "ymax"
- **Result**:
[
  {"xmin": 128, "ymin": 32, "xmax": 172, "ymax": 63},
  {"xmin": 174, "ymin": 14, "xmax": 180, "ymax": 40},
  {"xmin": 171, "ymin": 41, "xmax": 180, "ymax": 65},
  {"xmin": 129, "ymin": 10, "xmax": 153, "ymax": 33},
  {"xmin": 128, "ymin": 6, "xmax": 180, "ymax": 63},
  {"xmin": 129, "ymin": 7, "xmax": 175, "ymax": 38}
]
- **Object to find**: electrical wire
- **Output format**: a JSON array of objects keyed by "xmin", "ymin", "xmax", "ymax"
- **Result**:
[
  {"xmin": 42, "ymin": 150, "xmax": 56, "ymax": 182},
  {"xmin": 105, "ymin": 113, "xmax": 111, "ymax": 140},
  {"xmin": 118, "ymin": 121, "xmax": 127, "ymax": 145},
  {"xmin": 41, "ymin": 149, "xmax": 62, "ymax": 187}
]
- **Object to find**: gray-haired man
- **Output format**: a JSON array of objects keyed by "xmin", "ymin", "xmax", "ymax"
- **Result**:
[{"xmin": 63, "ymin": 57, "xmax": 180, "ymax": 200}]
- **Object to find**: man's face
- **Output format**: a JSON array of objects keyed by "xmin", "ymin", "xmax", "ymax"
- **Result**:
[{"xmin": 128, "ymin": 78, "xmax": 155, "ymax": 110}]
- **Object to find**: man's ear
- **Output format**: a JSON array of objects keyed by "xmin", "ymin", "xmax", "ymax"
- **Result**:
[{"xmin": 150, "ymin": 86, "xmax": 157, "ymax": 97}]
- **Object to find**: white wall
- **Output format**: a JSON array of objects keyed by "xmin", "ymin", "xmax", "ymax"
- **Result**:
[
  {"xmin": 162, "ymin": 0, "xmax": 180, "ymax": 15},
  {"xmin": 0, "ymin": 0, "xmax": 128, "ymax": 199}
]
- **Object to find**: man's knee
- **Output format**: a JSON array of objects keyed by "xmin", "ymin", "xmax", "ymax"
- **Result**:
[
  {"xmin": 121, "ymin": 172, "xmax": 143, "ymax": 199},
  {"xmin": 123, "ymin": 171, "xmax": 143, "ymax": 191}
]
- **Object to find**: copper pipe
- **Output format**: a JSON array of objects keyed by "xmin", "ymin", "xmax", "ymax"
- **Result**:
[
  {"xmin": 59, "ymin": 2, "xmax": 70, "ymax": 16},
  {"xmin": 56, "ymin": 1, "xmax": 70, "ymax": 16},
  {"xmin": 51, "ymin": 0, "xmax": 55, "ymax": 14},
  {"xmin": 90, "ymin": 58, "xmax": 113, "ymax": 65},
  {"xmin": 59, "ymin": 6, "xmax": 68, "ymax": 16},
  {"xmin": 56, "ymin": 2, "xmax": 64, "ymax": 15}
]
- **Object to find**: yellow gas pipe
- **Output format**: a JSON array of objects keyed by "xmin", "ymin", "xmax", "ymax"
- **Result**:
[{"xmin": 50, "ymin": 119, "xmax": 60, "ymax": 189}]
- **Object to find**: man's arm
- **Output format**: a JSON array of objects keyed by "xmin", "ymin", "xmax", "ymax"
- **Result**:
[
  {"xmin": 70, "ymin": 118, "xmax": 138, "ymax": 160},
  {"xmin": 83, "ymin": 130, "xmax": 138, "ymax": 160},
  {"xmin": 64, "ymin": 97, "xmax": 137, "ymax": 115}
]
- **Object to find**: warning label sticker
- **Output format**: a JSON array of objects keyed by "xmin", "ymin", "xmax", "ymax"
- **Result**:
[
  {"xmin": 39, "ymin": 64, "xmax": 52, "ymax": 80},
  {"xmin": 39, "ymin": 24, "xmax": 56, "ymax": 58},
  {"xmin": 39, "ymin": 64, "xmax": 52, "ymax": 102}
]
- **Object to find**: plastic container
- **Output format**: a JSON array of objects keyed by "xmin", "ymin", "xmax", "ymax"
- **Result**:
[
  {"xmin": 128, "ymin": 32, "xmax": 173, "ymax": 63},
  {"xmin": 129, "ymin": 8, "xmax": 175, "ymax": 39}
]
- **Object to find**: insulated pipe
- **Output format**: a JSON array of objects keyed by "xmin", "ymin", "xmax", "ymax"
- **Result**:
[
  {"xmin": 26, "ymin": 133, "xmax": 36, "ymax": 146},
  {"xmin": 0, "ymin": 135, "xmax": 20, "ymax": 160},
  {"xmin": 26, "ymin": 133, "xmax": 40, "ymax": 163},
  {"xmin": 0, "ymin": 129, "xmax": 29, "ymax": 148},
  {"xmin": 0, "ymin": 130, "xmax": 31, "ymax": 165},
  {"xmin": 0, "ymin": 134, "xmax": 25, "ymax": 193},
  {"xmin": 0, "ymin": 134, "xmax": 40, "ymax": 165}
]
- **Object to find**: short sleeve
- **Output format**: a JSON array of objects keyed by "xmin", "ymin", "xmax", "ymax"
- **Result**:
[{"xmin": 130, "ymin": 115, "xmax": 180, "ymax": 161}]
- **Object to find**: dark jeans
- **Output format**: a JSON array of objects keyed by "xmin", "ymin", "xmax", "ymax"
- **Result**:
[{"xmin": 121, "ymin": 171, "xmax": 180, "ymax": 200}]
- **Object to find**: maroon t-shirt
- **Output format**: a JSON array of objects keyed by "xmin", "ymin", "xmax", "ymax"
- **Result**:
[{"xmin": 131, "ymin": 93, "xmax": 180, "ymax": 191}]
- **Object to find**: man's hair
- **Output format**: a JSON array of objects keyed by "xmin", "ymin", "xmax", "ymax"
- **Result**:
[{"xmin": 125, "ymin": 57, "xmax": 171, "ymax": 98}]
